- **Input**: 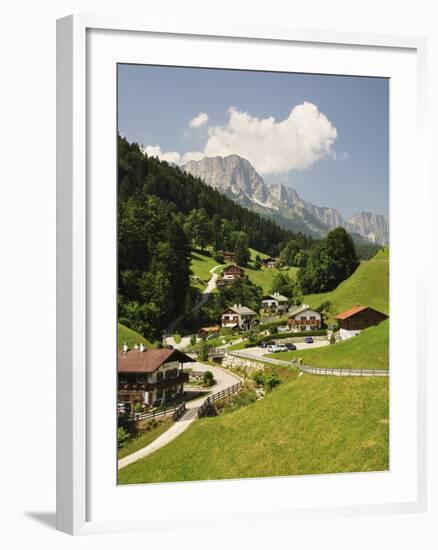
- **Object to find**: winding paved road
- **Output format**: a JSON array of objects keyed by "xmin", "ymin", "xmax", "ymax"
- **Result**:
[{"xmin": 118, "ymin": 362, "xmax": 240, "ymax": 469}]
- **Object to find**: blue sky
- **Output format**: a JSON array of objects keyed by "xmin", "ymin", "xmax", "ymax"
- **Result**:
[{"xmin": 118, "ymin": 64, "xmax": 389, "ymax": 220}]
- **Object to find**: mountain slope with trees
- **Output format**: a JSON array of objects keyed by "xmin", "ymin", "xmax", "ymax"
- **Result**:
[{"xmin": 118, "ymin": 136, "xmax": 313, "ymax": 339}]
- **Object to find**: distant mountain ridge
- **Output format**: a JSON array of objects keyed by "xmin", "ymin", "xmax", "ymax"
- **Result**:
[{"xmin": 182, "ymin": 154, "xmax": 389, "ymax": 245}]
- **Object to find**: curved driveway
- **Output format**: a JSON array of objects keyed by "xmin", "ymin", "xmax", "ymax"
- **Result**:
[{"xmin": 118, "ymin": 362, "xmax": 240, "ymax": 469}]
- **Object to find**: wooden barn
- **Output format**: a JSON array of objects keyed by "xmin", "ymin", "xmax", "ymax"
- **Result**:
[{"xmin": 335, "ymin": 305, "xmax": 388, "ymax": 340}]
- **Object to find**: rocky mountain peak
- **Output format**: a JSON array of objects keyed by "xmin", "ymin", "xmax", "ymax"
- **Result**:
[{"xmin": 182, "ymin": 154, "xmax": 388, "ymax": 245}]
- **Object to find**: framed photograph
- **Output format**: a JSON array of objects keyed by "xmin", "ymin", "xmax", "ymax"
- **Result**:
[{"xmin": 57, "ymin": 15, "xmax": 427, "ymax": 535}]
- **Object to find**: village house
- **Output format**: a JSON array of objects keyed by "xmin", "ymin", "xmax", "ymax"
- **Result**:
[
  {"xmin": 217, "ymin": 264, "xmax": 245, "ymax": 286},
  {"xmin": 198, "ymin": 326, "xmax": 220, "ymax": 339},
  {"xmin": 335, "ymin": 305, "xmax": 388, "ymax": 340},
  {"xmin": 261, "ymin": 256, "xmax": 278, "ymax": 268},
  {"xmin": 261, "ymin": 292, "xmax": 289, "ymax": 315},
  {"xmin": 287, "ymin": 304, "xmax": 322, "ymax": 332},
  {"xmin": 118, "ymin": 345, "xmax": 194, "ymax": 406},
  {"xmin": 221, "ymin": 305, "xmax": 257, "ymax": 330}
]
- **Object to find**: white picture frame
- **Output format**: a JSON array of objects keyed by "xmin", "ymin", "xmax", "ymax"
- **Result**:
[{"xmin": 56, "ymin": 14, "xmax": 428, "ymax": 535}]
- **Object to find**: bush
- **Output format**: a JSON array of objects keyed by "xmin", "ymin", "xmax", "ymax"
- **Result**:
[
  {"xmin": 117, "ymin": 426, "xmax": 131, "ymax": 448},
  {"xmin": 263, "ymin": 372, "xmax": 281, "ymax": 390},
  {"xmin": 203, "ymin": 370, "xmax": 215, "ymax": 386},
  {"xmin": 251, "ymin": 370, "xmax": 265, "ymax": 385},
  {"xmin": 190, "ymin": 334, "xmax": 197, "ymax": 347},
  {"xmin": 197, "ymin": 339, "xmax": 211, "ymax": 361},
  {"xmin": 251, "ymin": 369, "xmax": 281, "ymax": 391}
]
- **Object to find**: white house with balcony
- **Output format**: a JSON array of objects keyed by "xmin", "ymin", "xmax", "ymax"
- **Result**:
[
  {"xmin": 287, "ymin": 304, "xmax": 322, "ymax": 332},
  {"xmin": 261, "ymin": 293, "xmax": 289, "ymax": 315},
  {"xmin": 221, "ymin": 305, "xmax": 257, "ymax": 330}
]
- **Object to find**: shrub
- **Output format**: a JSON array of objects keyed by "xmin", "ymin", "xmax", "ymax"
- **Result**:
[
  {"xmin": 251, "ymin": 370, "xmax": 265, "ymax": 385},
  {"xmin": 198, "ymin": 339, "xmax": 211, "ymax": 361},
  {"xmin": 190, "ymin": 335, "xmax": 197, "ymax": 347},
  {"xmin": 203, "ymin": 370, "xmax": 215, "ymax": 386},
  {"xmin": 251, "ymin": 369, "xmax": 281, "ymax": 390},
  {"xmin": 263, "ymin": 372, "xmax": 281, "ymax": 391},
  {"xmin": 117, "ymin": 426, "xmax": 131, "ymax": 448}
]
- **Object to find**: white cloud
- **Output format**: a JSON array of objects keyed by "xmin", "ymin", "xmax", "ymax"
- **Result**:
[
  {"xmin": 141, "ymin": 145, "xmax": 204, "ymax": 165},
  {"xmin": 142, "ymin": 102, "xmax": 338, "ymax": 174},
  {"xmin": 189, "ymin": 112, "xmax": 209, "ymax": 128}
]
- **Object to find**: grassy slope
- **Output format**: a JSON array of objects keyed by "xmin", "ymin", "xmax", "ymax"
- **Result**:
[
  {"xmin": 118, "ymin": 374, "xmax": 389, "ymax": 484},
  {"xmin": 118, "ymin": 417, "xmax": 173, "ymax": 459},
  {"xmin": 267, "ymin": 320, "xmax": 389, "ymax": 370},
  {"xmin": 190, "ymin": 251, "xmax": 222, "ymax": 290},
  {"xmin": 245, "ymin": 248, "xmax": 298, "ymax": 293},
  {"xmin": 118, "ymin": 323, "xmax": 151, "ymax": 350},
  {"xmin": 190, "ymin": 248, "xmax": 298, "ymax": 295},
  {"xmin": 243, "ymin": 264, "xmax": 298, "ymax": 294},
  {"xmin": 304, "ymin": 248, "xmax": 389, "ymax": 316}
]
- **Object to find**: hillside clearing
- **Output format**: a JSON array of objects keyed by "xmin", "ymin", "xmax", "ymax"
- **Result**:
[
  {"xmin": 190, "ymin": 251, "xmax": 221, "ymax": 291},
  {"xmin": 118, "ymin": 374, "xmax": 389, "ymax": 484},
  {"xmin": 267, "ymin": 320, "xmax": 389, "ymax": 370},
  {"xmin": 304, "ymin": 248, "xmax": 389, "ymax": 316},
  {"xmin": 118, "ymin": 323, "xmax": 151, "ymax": 350}
]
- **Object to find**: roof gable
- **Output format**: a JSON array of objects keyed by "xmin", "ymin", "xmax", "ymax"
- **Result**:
[
  {"xmin": 262, "ymin": 294, "xmax": 288, "ymax": 302},
  {"xmin": 222, "ymin": 306, "xmax": 257, "ymax": 316},
  {"xmin": 335, "ymin": 305, "xmax": 388, "ymax": 320},
  {"xmin": 288, "ymin": 304, "xmax": 317, "ymax": 317},
  {"xmin": 118, "ymin": 348, "xmax": 195, "ymax": 373}
]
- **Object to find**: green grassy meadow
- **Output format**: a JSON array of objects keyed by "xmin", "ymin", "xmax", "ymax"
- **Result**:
[
  {"xmin": 118, "ymin": 374, "xmax": 389, "ymax": 484},
  {"xmin": 303, "ymin": 248, "xmax": 389, "ymax": 317},
  {"xmin": 118, "ymin": 417, "xmax": 173, "ymax": 459},
  {"xmin": 190, "ymin": 251, "xmax": 222, "ymax": 290},
  {"xmin": 267, "ymin": 320, "xmax": 389, "ymax": 370},
  {"xmin": 118, "ymin": 323, "xmax": 151, "ymax": 350}
]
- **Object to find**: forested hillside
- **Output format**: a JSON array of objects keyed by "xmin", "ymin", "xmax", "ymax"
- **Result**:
[{"xmin": 118, "ymin": 136, "xmax": 310, "ymax": 339}]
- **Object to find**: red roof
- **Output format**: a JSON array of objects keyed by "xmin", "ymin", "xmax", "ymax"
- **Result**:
[
  {"xmin": 118, "ymin": 348, "xmax": 194, "ymax": 373},
  {"xmin": 335, "ymin": 305, "xmax": 368, "ymax": 320}
]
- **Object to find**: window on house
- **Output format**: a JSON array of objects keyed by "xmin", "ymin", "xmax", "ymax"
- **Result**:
[
  {"xmin": 310, "ymin": 316, "xmax": 316, "ymax": 320},
  {"xmin": 119, "ymin": 375, "xmax": 128, "ymax": 384},
  {"xmin": 157, "ymin": 371, "xmax": 164, "ymax": 382}
]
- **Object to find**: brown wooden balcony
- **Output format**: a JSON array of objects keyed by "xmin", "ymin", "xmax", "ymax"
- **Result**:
[{"xmin": 118, "ymin": 372, "xmax": 189, "ymax": 392}]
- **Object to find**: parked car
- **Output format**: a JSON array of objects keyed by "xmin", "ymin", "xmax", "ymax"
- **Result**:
[
  {"xmin": 285, "ymin": 343, "xmax": 297, "ymax": 351},
  {"xmin": 304, "ymin": 336, "xmax": 314, "ymax": 344},
  {"xmin": 277, "ymin": 326, "xmax": 289, "ymax": 332},
  {"xmin": 267, "ymin": 344, "xmax": 281, "ymax": 353}
]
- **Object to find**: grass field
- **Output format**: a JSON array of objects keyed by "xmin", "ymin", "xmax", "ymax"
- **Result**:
[
  {"xmin": 190, "ymin": 247, "xmax": 298, "ymax": 294},
  {"xmin": 245, "ymin": 247, "xmax": 298, "ymax": 293},
  {"xmin": 243, "ymin": 264, "xmax": 298, "ymax": 294},
  {"xmin": 118, "ymin": 374, "xmax": 389, "ymax": 484},
  {"xmin": 303, "ymin": 248, "xmax": 389, "ymax": 317},
  {"xmin": 118, "ymin": 417, "xmax": 173, "ymax": 459},
  {"xmin": 118, "ymin": 323, "xmax": 151, "ymax": 350},
  {"xmin": 190, "ymin": 250, "xmax": 222, "ymax": 290},
  {"xmin": 267, "ymin": 320, "xmax": 389, "ymax": 370}
]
